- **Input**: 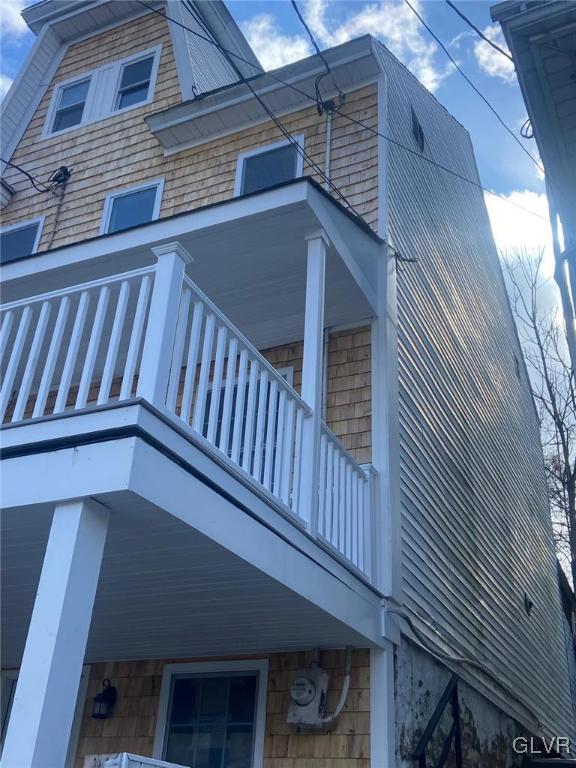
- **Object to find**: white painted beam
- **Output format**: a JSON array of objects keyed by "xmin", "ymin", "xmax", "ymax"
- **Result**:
[
  {"xmin": 136, "ymin": 241, "xmax": 193, "ymax": 406},
  {"xmin": 298, "ymin": 230, "xmax": 328, "ymax": 530},
  {"xmin": 370, "ymin": 644, "xmax": 396, "ymax": 768},
  {"xmin": 1, "ymin": 498, "xmax": 109, "ymax": 767}
]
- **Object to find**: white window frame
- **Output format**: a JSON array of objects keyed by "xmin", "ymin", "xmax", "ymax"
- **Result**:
[
  {"xmin": 1, "ymin": 665, "xmax": 90, "ymax": 767},
  {"xmin": 234, "ymin": 136, "xmax": 305, "ymax": 197},
  {"xmin": 42, "ymin": 44, "xmax": 162, "ymax": 139},
  {"xmin": 153, "ymin": 658, "xmax": 268, "ymax": 768},
  {"xmin": 100, "ymin": 177, "xmax": 164, "ymax": 235},
  {"xmin": 0, "ymin": 216, "xmax": 45, "ymax": 260}
]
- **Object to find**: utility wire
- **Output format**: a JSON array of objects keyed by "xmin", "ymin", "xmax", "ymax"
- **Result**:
[
  {"xmin": 290, "ymin": 0, "xmax": 344, "ymax": 109},
  {"xmin": 136, "ymin": 1, "xmax": 549, "ymax": 224},
  {"xmin": 1, "ymin": 157, "xmax": 53, "ymax": 193},
  {"xmin": 402, "ymin": 0, "xmax": 544, "ymax": 175},
  {"xmin": 444, "ymin": 0, "xmax": 514, "ymax": 62},
  {"xmin": 181, "ymin": 1, "xmax": 363, "ymax": 218}
]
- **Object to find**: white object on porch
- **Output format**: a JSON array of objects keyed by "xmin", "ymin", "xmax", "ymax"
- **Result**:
[
  {"xmin": 0, "ymin": 498, "xmax": 109, "ymax": 767},
  {"xmin": 83, "ymin": 754, "xmax": 187, "ymax": 768}
]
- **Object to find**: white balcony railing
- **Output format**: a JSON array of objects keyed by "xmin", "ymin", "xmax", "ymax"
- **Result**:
[
  {"xmin": 0, "ymin": 266, "xmax": 154, "ymax": 423},
  {"xmin": 0, "ymin": 247, "xmax": 375, "ymax": 581},
  {"xmin": 165, "ymin": 275, "xmax": 312, "ymax": 517}
]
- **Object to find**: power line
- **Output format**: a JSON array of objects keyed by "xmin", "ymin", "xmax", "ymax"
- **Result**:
[
  {"xmin": 402, "ymin": 0, "xmax": 544, "ymax": 175},
  {"xmin": 1, "ymin": 157, "xmax": 52, "ymax": 193},
  {"xmin": 180, "ymin": 1, "xmax": 363, "ymax": 219},
  {"xmin": 444, "ymin": 0, "xmax": 514, "ymax": 62},
  {"xmin": 135, "ymin": 1, "xmax": 548, "ymax": 224},
  {"xmin": 290, "ymin": 0, "xmax": 344, "ymax": 110}
]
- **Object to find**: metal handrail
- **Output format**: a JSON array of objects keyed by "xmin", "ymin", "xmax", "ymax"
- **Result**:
[{"xmin": 412, "ymin": 674, "xmax": 463, "ymax": 768}]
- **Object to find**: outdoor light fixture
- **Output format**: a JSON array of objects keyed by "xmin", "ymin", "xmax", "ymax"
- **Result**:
[{"xmin": 92, "ymin": 678, "xmax": 117, "ymax": 719}]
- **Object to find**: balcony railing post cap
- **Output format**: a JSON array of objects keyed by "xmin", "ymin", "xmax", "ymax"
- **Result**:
[
  {"xmin": 305, "ymin": 228, "xmax": 330, "ymax": 248},
  {"xmin": 151, "ymin": 241, "xmax": 194, "ymax": 264}
]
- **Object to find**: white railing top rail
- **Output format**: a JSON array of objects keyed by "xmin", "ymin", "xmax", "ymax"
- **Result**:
[
  {"xmin": 0, "ymin": 265, "xmax": 155, "ymax": 312},
  {"xmin": 183, "ymin": 274, "xmax": 312, "ymax": 416},
  {"xmin": 320, "ymin": 421, "xmax": 371, "ymax": 477}
]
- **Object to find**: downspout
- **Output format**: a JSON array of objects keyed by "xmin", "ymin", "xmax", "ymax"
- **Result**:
[{"xmin": 324, "ymin": 109, "xmax": 333, "ymax": 187}]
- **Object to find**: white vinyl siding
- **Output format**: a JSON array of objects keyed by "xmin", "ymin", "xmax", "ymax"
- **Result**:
[{"xmin": 374, "ymin": 41, "xmax": 575, "ymax": 739}]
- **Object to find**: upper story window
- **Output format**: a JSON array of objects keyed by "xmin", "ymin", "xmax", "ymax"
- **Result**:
[
  {"xmin": 411, "ymin": 107, "xmax": 425, "ymax": 153},
  {"xmin": 52, "ymin": 79, "xmax": 90, "ymax": 132},
  {"xmin": 101, "ymin": 179, "xmax": 164, "ymax": 235},
  {"xmin": 115, "ymin": 55, "xmax": 155, "ymax": 110},
  {"xmin": 0, "ymin": 217, "xmax": 44, "ymax": 264},
  {"xmin": 235, "ymin": 137, "xmax": 304, "ymax": 196},
  {"xmin": 44, "ymin": 45, "xmax": 161, "ymax": 138}
]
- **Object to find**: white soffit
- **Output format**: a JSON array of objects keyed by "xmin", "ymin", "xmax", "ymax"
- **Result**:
[{"xmin": 145, "ymin": 35, "xmax": 381, "ymax": 153}]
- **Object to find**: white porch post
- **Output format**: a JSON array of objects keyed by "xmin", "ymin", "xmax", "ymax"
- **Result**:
[
  {"xmin": 370, "ymin": 644, "xmax": 396, "ymax": 767},
  {"xmin": 137, "ymin": 241, "xmax": 193, "ymax": 406},
  {"xmin": 298, "ymin": 229, "xmax": 328, "ymax": 531},
  {"xmin": 1, "ymin": 498, "xmax": 109, "ymax": 768}
]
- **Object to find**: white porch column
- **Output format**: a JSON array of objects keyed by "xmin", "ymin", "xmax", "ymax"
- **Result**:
[
  {"xmin": 137, "ymin": 241, "xmax": 193, "ymax": 406},
  {"xmin": 1, "ymin": 498, "xmax": 109, "ymax": 768},
  {"xmin": 298, "ymin": 229, "xmax": 328, "ymax": 531},
  {"xmin": 370, "ymin": 644, "xmax": 396, "ymax": 767}
]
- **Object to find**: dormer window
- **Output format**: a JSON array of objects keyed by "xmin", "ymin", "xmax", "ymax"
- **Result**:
[
  {"xmin": 52, "ymin": 79, "xmax": 90, "ymax": 133},
  {"xmin": 115, "ymin": 55, "xmax": 154, "ymax": 110},
  {"xmin": 0, "ymin": 218, "xmax": 44, "ymax": 264},
  {"xmin": 235, "ymin": 137, "xmax": 304, "ymax": 196},
  {"xmin": 44, "ymin": 46, "xmax": 161, "ymax": 138}
]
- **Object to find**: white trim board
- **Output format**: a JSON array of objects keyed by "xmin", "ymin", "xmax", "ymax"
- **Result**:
[{"xmin": 152, "ymin": 658, "xmax": 269, "ymax": 767}]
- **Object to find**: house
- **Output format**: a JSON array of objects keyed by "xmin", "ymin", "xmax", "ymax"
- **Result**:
[
  {"xmin": 0, "ymin": 1, "xmax": 574, "ymax": 766},
  {"xmin": 491, "ymin": 0, "xmax": 576, "ymax": 371}
]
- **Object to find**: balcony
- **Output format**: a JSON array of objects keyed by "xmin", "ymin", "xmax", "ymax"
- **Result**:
[{"xmin": 0, "ymin": 180, "xmax": 393, "ymax": 765}]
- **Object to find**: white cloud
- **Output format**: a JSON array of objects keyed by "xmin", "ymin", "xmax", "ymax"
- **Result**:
[
  {"xmin": 485, "ymin": 188, "xmax": 551, "ymax": 266},
  {"xmin": 0, "ymin": 0, "xmax": 28, "ymax": 38},
  {"xmin": 0, "ymin": 73, "xmax": 13, "ymax": 99},
  {"xmin": 242, "ymin": 0, "xmax": 453, "ymax": 92},
  {"xmin": 241, "ymin": 14, "xmax": 312, "ymax": 70},
  {"xmin": 473, "ymin": 24, "xmax": 516, "ymax": 84},
  {"xmin": 304, "ymin": 0, "xmax": 453, "ymax": 92}
]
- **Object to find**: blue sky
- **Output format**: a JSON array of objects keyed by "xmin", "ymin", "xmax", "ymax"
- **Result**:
[{"xmin": 0, "ymin": 0, "xmax": 552, "ymax": 266}]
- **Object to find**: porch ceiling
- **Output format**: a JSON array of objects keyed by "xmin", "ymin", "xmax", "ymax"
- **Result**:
[
  {"xmin": 1, "ymin": 498, "xmax": 375, "ymax": 668},
  {"xmin": 1, "ymin": 179, "xmax": 381, "ymax": 350}
]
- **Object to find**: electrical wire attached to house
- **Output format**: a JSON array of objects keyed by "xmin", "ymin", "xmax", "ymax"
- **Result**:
[
  {"xmin": 290, "ymin": 0, "xmax": 345, "ymax": 114},
  {"xmin": 387, "ymin": 606, "xmax": 544, "ymax": 729},
  {"xmin": 135, "ymin": 0, "xmax": 549, "ymax": 224},
  {"xmin": 180, "ymin": 0, "xmax": 364, "ymax": 220}
]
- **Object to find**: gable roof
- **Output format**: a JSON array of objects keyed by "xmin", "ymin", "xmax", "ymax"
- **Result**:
[{"xmin": 1, "ymin": 0, "xmax": 260, "ymax": 164}]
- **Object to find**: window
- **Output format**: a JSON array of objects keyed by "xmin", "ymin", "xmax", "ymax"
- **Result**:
[
  {"xmin": 235, "ymin": 138, "xmax": 304, "ymax": 196},
  {"xmin": 52, "ymin": 79, "xmax": 90, "ymax": 133},
  {"xmin": 115, "ymin": 55, "xmax": 154, "ymax": 110},
  {"xmin": 0, "ymin": 218, "xmax": 44, "ymax": 264},
  {"xmin": 154, "ymin": 660, "xmax": 268, "ymax": 768},
  {"xmin": 1, "ymin": 667, "xmax": 89, "ymax": 766},
  {"xmin": 44, "ymin": 46, "xmax": 161, "ymax": 137},
  {"xmin": 101, "ymin": 179, "xmax": 164, "ymax": 234},
  {"xmin": 411, "ymin": 107, "xmax": 425, "ymax": 153}
]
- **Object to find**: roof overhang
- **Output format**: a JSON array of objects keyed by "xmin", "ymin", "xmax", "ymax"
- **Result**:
[
  {"xmin": 146, "ymin": 35, "xmax": 381, "ymax": 154},
  {"xmin": 1, "ymin": 179, "xmax": 382, "ymax": 349},
  {"xmin": 490, "ymin": 1, "xmax": 576, "ymax": 236}
]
